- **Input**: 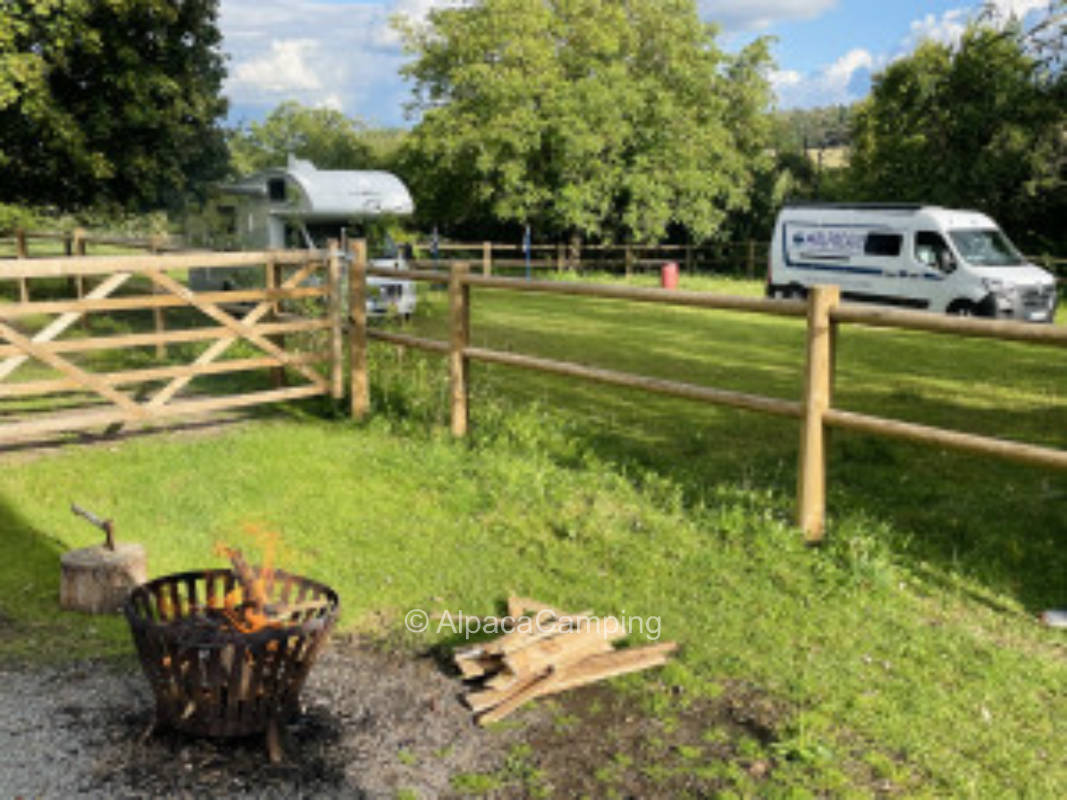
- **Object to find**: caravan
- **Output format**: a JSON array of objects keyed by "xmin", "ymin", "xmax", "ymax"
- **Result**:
[
  {"xmin": 190, "ymin": 156, "xmax": 417, "ymax": 317},
  {"xmin": 767, "ymin": 204, "xmax": 1058, "ymax": 322}
]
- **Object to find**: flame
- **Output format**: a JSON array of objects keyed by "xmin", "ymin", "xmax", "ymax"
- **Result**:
[{"xmin": 212, "ymin": 524, "xmax": 283, "ymax": 634}]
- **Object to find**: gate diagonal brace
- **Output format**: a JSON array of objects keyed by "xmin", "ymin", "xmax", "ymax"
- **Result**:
[
  {"xmin": 0, "ymin": 320, "xmax": 147, "ymax": 419},
  {"xmin": 144, "ymin": 266, "xmax": 328, "ymax": 409}
]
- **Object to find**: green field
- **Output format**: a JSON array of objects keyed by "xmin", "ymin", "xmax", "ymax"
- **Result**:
[{"xmin": 1, "ymin": 272, "xmax": 1065, "ymax": 796}]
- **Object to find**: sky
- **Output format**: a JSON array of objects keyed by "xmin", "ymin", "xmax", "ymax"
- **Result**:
[{"xmin": 218, "ymin": 0, "xmax": 1053, "ymax": 128}]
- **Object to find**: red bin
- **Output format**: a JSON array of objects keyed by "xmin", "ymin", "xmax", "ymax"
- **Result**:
[{"xmin": 661, "ymin": 261, "xmax": 679, "ymax": 290}]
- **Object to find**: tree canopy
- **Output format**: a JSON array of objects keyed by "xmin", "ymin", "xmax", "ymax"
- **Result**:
[
  {"xmin": 228, "ymin": 101, "xmax": 378, "ymax": 176},
  {"xmin": 848, "ymin": 13, "xmax": 1066, "ymax": 249},
  {"xmin": 0, "ymin": 0, "xmax": 229, "ymax": 211},
  {"xmin": 395, "ymin": 0, "xmax": 773, "ymax": 243}
]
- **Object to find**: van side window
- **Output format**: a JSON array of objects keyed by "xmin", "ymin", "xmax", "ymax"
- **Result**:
[
  {"xmin": 864, "ymin": 233, "xmax": 902, "ymax": 257},
  {"xmin": 915, "ymin": 231, "xmax": 955, "ymax": 272}
]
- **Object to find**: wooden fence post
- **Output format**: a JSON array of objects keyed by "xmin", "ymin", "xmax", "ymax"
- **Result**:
[
  {"xmin": 482, "ymin": 241, "xmax": 492, "ymax": 277},
  {"xmin": 349, "ymin": 239, "xmax": 369, "ymax": 419},
  {"xmin": 746, "ymin": 240, "xmax": 756, "ymax": 279},
  {"xmin": 149, "ymin": 235, "xmax": 167, "ymax": 359},
  {"xmin": 557, "ymin": 243, "xmax": 564, "ymax": 273},
  {"xmin": 264, "ymin": 255, "xmax": 284, "ymax": 388},
  {"xmin": 449, "ymin": 261, "xmax": 470, "ymax": 437},
  {"xmin": 73, "ymin": 228, "xmax": 87, "ymax": 257},
  {"xmin": 14, "ymin": 229, "xmax": 29, "ymax": 303},
  {"xmin": 625, "ymin": 245, "xmax": 633, "ymax": 278},
  {"xmin": 327, "ymin": 240, "xmax": 344, "ymax": 401},
  {"xmin": 797, "ymin": 285, "xmax": 840, "ymax": 542}
]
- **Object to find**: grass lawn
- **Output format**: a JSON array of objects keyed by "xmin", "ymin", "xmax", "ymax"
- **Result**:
[{"xmin": 0, "ymin": 271, "xmax": 1065, "ymax": 796}]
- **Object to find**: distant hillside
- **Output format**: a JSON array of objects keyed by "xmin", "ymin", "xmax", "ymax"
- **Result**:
[{"xmin": 772, "ymin": 104, "xmax": 856, "ymax": 154}]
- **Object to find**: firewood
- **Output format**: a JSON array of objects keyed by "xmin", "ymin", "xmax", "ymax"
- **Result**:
[
  {"xmin": 455, "ymin": 652, "xmax": 501, "ymax": 679},
  {"xmin": 543, "ymin": 642, "xmax": 678, "ymax": 696},
  {"xmin": 502, "ymin": 622, "xmax": 624, "ymax": 676},
  {"xmin": 466, "ymin": 668, "xmax": 549, "ymax": 714},
  {"xmin": 484, "ymin": 668, "xmax": 518, "ymax": 691},
  {"xmin": 217, "ymin": 546, "xmax": 269, "ymax": 611},
  {"xmin": 477, "ymin": 669, "xmax": 559, "ymax": 726},
  {"xmin": 482, "ymin": 609, "xmax": 594, "ymax": 656}
]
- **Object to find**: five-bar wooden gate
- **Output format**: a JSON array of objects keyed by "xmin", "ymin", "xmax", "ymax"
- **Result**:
[{"xmin": 0, "ymin": 249, "xmax": 344, "ymax": 444}]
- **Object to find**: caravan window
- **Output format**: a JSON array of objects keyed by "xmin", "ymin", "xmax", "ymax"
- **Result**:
[
  {"xmin": 268, "ymin": 178, "xmax": 286, "ymax": 202},
  {"xmin": 864, "ymin": 233, "xmax": 902, "ymax": 257}
]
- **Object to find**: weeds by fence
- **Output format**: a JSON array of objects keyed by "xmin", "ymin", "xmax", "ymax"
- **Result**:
[{"xmin": 349, "ymin": 244, "xmax": 1067, "ymax": 541}]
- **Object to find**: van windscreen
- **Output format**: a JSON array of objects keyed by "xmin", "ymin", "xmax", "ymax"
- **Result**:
[{"xmin": 948, "ymin": 229, "xmax": 1024, "ymax": 267}]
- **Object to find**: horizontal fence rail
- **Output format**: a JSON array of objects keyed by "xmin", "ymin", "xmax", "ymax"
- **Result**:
[
  {"xmin": 350, "ymin": 247, "xmax": 1067, "ymax": 541},
  {"xmin": 0, "ymin": 248, "xmax": 343, "ymax": 444},
  {"xmin": 413, "ymin": 239, "xmax": 772, "ymax": 278}
]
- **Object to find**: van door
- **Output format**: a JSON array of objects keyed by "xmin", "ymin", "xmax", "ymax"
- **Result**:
[{"xmin": 912, "ymin": 231, "xmax": 957, "ymax": 312}]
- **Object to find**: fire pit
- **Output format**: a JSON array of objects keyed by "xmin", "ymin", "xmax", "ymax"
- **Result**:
[{"xmin": 124, "ymin": 567, "xmax": 339, "ymax": 760}]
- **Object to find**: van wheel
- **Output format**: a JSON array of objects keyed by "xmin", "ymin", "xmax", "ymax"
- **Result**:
[
  {"xmin": 946, "ymin": 300, "xmax": 975, "ymax": 317},
  {"xmin": 786, "ymin": 284, "xmax": 808, "ymax": 300}
]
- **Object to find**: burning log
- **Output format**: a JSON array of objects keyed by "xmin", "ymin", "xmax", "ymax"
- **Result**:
[{"xmin": 456, "ymin": 595, "xmax": 677, "ymax": 725}]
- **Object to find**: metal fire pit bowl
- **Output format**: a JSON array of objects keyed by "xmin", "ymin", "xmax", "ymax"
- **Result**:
[{"xmin": 124, "ymin": 568, "xmax": 339, "ymax": 742}]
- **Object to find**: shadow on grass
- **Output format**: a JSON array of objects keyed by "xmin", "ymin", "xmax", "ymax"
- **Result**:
[{"xmin": 0, "ymin": 494, "xmax": 69, "ymax": 660}]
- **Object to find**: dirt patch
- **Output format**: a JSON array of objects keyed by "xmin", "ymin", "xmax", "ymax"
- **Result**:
[
  {"xmin": 0, "ymin": 635, "xmax": 525, "ymax": 799},
  {"xmin": 497, "ymin": 680, "xmax": 793, "ymax": 798},
  {"xmin": 1, "ymin": 632, "xmax": 821, "ymax": 799}
]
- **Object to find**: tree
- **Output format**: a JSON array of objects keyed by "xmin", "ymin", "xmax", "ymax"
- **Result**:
[
  {"xmin": 395, "ymin": 0, "xmax": 773, "ymax": 243},
  {"xmin": 0, "ymin": 0, "xmax": 229, "ymax": 211},
  {"xmin": 849, "ymin": 12, "xmax": 1067, "ymax": 249},
  {"xmin": 228, "ymin": 101, "xmax": 377, "ymax": 175}
]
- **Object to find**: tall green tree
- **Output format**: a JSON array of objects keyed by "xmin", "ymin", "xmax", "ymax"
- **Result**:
[
  {"xmin": 228, "ymin": 101, "xmax": 376, "ymax": 175},
  {"xmin": 0, "ymin": 0, "xmax": 229, "ymax": 211},
  {"xmin": 395, "ymin": 0, "xmax": 773, "ymax": 243},
  {"xmin": 849, "ymin": 14, "xmax": 1066, "ymax": 249}
]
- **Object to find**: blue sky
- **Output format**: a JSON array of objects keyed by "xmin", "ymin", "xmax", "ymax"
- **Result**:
[{"xmin": 218, "ymin": 0, "xmax": 1051, "ymax": 128}]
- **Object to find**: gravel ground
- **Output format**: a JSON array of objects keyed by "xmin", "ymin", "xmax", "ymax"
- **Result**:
[{"xmin": 0, "ymin": 635, "xmax": 521, "ymax": 799}]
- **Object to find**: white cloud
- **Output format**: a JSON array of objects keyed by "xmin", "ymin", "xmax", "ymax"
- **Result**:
[
  {"xmin": 774, "ymin": 47, "xmax": 876, "ymax": 108},
  {"xmin": 230, "ymin": 39, "xmax": 322, "ymax": 94},
  {"xmin": 770, "ymin": 1, "xmax": 1055, "ymax": 109},
  {"xmin": 904, "ymin": 8, "xmax": 969, "ymax": 50},
  {"xmin": 988, "ymin": 0, "xmax": 1049, "ymax": 18},
  {"xmin": 768, "ymin": 69, "xmax": 802, "ymax": 90},
  {"xmin": 699, "ymin": 0, "xmax": 839, "ymax": 31}
]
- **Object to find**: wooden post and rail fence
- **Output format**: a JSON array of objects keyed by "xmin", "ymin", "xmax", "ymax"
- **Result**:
[
  {"xmin": 414, "ymin": 239, "xmax": 1067, "ymax": 283},
  {"xmin": 3, "ymin": 240, "xmax": 1065, "ymax": 541},
  {"xmin": 0, "ymin": 248, "xmax": 341, "ymax": 443},
  {"xmin": 417, "ymin": 240, "xmax": 771, "ymax": 278},
  {"xmin": 347, "ymin": 244, "xmax": 1067, "ymax": 541}
]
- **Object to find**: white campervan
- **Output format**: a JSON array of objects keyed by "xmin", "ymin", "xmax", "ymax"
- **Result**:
[
  {"xmin": 767, "ymin": 203, "xmax": 1058, "ymax": 323},
  {"xmin": 190, "ymin": 156, "xmax": 417, "ymax": 317}
]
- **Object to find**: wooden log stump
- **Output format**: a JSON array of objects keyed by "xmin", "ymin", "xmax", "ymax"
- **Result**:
[{"xmin": 60, "ymin": 543, "xmax": 147, "ymax": 613}]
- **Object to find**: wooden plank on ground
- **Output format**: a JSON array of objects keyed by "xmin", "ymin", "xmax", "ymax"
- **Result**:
[
  {"xmin": 542, "ymin": 642, "xmax": 678, "ymax": 696},
  {"xmin": 502, "ymin": 625, "xmax": 621, "ymax": 676},
  {"xmin": 477, "ymin": 670, "xmax": 558, "ymax": 726}
]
